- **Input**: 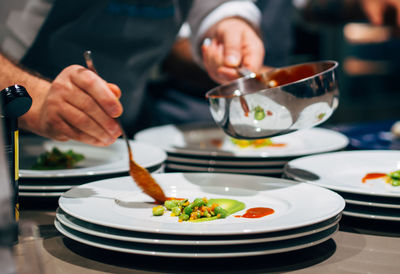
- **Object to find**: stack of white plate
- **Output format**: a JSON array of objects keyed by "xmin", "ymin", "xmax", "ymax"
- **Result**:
[
  {"xmin": 284, "ymin": 150, "xmax": 400, "ymax": 221},
  {"xmin": 55, "ymin": 173, "xmax": 345, "ymax": 258},
  {"xmin": 134, "ymin": 123, "xmax": 349, "ymax": 177},
  {"xmin": 19, "ymin": 136, "xmax": 167, "ymax": 198}
]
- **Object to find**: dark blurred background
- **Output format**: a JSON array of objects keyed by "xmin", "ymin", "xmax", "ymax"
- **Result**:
[
  {"xmin": 151, "ymin": 0, "xmax": 400, "ymax": 128},
  {"xmin": 288, "ymin": 0, "xmax": 400, "ymax": 126}
]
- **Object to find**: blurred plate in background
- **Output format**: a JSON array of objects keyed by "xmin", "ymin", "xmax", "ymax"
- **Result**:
[{"xmin": 329, "ymin": 120, "xmax": 400, "ymax": 150}]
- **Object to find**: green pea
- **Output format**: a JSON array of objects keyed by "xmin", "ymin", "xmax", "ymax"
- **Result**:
[
  {"xmin": 152, "ymin": 205, "xmax": 165, "ymax": 216},
  {"xmin": 171, "ymin": 206, "xmax": 182, "ymax": 216},
  {"xmin": 254, "ymin": 110, "xmax": 266, "ymax": 121},
  {"xmin": 214, "ymin": 206, "xmax": 228, "ymax": 218},
  {"xmin": 184, "ymin": 198, "xmax": 205, "ymax": 215},
  {"xmin": 389, "ymin": 170, "xmax": 400, "ymax": 180},
  {"xmin": 164, "ymin": 200, "xmax": 178, "ymax": 210},
  {"xmin": 179, "ymin": 214, "xmax": 189, "ymax": 221},
  {"xmin": 391, "ymin": 179, "xmax": 400, "ymax": 186},
  {"xmin": 177, "ymin": 199, "xmax": 188, "ymax": 206},
  {"xmin": 183, "ymin": 205, "xmax": 193, "ymax": 215},
  {"xmin": 193, "ymin": 198, "xmax": 205, "ymax": 206}
]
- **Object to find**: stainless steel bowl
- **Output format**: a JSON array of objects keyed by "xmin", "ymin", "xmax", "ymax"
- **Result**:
[{"xmin": 205, "ymin": 60, "xmax": 339, "ymax": 139}]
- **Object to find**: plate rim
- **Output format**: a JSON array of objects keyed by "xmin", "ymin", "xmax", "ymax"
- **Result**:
[
  {"xmin": 20, "ymin": 139, "xmax": 166, "ymax": 178},
  {"xmin": 134, "ymin": 124, "xmax": 349, "ymax": 158},
  {"xmin": 286, "ymin": 150, "xmax": 400, "ymax": 198},
  {"xmin": 56, "ymin": 207, "xmax": 341, "ymax": 246},
  {"xmin": 54, "ymin": 219, "xmax": 338, "ymax": 258},
  {"xmin": 58, "ymin": 173, "xmax": 345, "ymax": 236},
  {"xmin": 342, "ymin": 210, "xmax": 400, "ymax": 221}
]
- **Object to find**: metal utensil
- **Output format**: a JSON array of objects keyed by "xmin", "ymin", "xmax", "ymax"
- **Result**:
[
  {"xmin": 206, "ymin": 60, "xmax": 339, "ymax": 139},
  {"xmin": 283, "ymin": 165, "xmax": 320, "ymax": 182},
  {"xmin": 83, "ymin": 50, "xmax": 166, "ymax": 203}
]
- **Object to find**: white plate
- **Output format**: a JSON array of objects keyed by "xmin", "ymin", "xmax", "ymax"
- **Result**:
[
  {"xmin": 166, "ymin": 163, "xmax": 283, "ymax": 175},
  {"xmin": 58, "ymin": 173, "xmax": 345, "ymax": 236},
  {"xmin": 343, "ymin": 211, "xmax": 400, "ymax": 221},
  {"xmin": 18, "ymin": 163, "xmax": 165, "ymax": 192},
  {"xmin": 54, "ymin": 219, "xmax": 338, "ymax": 258},
  {"xmin": 56, "ymin": 208, "xmax": 341, "ymax": 246},
  {"xmin": 167, "ymin": 155, "xmax": 288, "ymax": 167},
  {"xmin": 134, "ymin": 123, "xmax": 348, "ymax": 158},
  {"xmin": 20, "ymin": 137, "xmax": 166, "ymax": 178},
  {"xmin": 343, "ymin": 209, "xmax": 400, "ymax": 221},
  {"xmin": 344, "ymin": 198, "xmax": 400, "ymax": 209},
  {"xmin": 19, "ymin": 191, "xmax": 65, "ymax": 197},
  {"xmin": 19, "ymin": 184, "xmax": 72, "ymax": 191},
  {"xmin": 286, "ymin": 150, "xmax": 400, "ymax": 198}
]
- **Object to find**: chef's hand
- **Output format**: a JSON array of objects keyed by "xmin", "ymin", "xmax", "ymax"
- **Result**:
[
  {"xmin": 20, "ymin": 65, "xmax": 123, "ymax": 146},
  {"xmin": 201, "ymin": 17, "xmax": 265, "ymax": 84},
  {"xmin": 360, "ymin": 0, "xmax": 400, "ymax": 26}
]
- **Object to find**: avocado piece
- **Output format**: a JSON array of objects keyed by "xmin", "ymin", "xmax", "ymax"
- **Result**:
[
  {"xmin": 207, "ymin": 199, "xmax": 245, "ymax": 215},
  {"xmin": 188, "ymin": 198, "xmax": 246, "ymax": 223}
]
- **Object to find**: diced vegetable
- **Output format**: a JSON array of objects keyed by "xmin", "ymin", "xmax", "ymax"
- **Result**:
[
  {"xmin": 152, "ymin": 205, "xmax": 165, "ymax": 216},
  {"xmin": 152, "ymin": 197, "xmax": 243, "ymax": 222}
]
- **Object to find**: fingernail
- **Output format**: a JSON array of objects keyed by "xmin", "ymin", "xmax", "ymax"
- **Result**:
[
  {"xmin": 110, "ymin": 124, "xmax": 121, "ymax": 137},
  {"xmin": 110, "ymin": 106, "xmax": 121, "ymax": 117},
  {"xmin": 226, "ymin": 55, "xmax": 239, "ymax": 66},
  {"xmin": 203, "ymin": 38, "xmax": 211, "ymax": 46},
  {"xmin": 104, "ymin": 136, "xmax": 115, "ymax": 146}
]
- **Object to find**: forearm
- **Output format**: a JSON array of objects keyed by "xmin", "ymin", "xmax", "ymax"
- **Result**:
[{"xmin": 0, "ymin": 53, "xmax": 50, "ymax": 133}]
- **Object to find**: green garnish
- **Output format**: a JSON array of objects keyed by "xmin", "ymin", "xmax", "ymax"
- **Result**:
[
  {"xmin": 31, "ymin": 147, "xmax": 85, "ymax": 170},
  {"xmin": 387, "ymin": 170, "xmax": 400, "ymax": 186},
  {"xmin": 152, "ymin": 198, "xmax": 245, "ymax": 222},
  {"xmin": 317, "ymin": 113, "xmax": 326, "ymax": 120},
  {"xmin": 253, "ymin": 106, "xmax": 266, "ymax": 121}
]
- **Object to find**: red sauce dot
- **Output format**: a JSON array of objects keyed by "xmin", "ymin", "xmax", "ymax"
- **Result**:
[{"xmin": 234, "ymin": 207, "xmax": 274, "ymax": 218}]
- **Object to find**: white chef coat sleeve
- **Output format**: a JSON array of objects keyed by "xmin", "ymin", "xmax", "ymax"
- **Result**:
[{"xmin": 187, "ymin": 0, "xmax": 261, "ymax": 66}]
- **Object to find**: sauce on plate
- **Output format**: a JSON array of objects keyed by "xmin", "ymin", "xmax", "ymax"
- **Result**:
[
  {"xmin": 362, "ymin": 173, "xmax": 387, "ymax": 183},
  {"xmin": 234, "ymin": 207, "xmax": 274, "ymax": 218}
]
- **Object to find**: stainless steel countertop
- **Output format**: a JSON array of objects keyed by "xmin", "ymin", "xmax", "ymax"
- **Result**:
[{"xmin": 12, "ymin": 208, "xmax": 400, "ymax": 274}]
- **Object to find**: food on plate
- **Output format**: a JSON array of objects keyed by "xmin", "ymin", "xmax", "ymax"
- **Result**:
[
  {"xmin": 152, "ymin": 197, "xmax": 245, "ymax": 222},
  {"xmin": 31, "ymin": 147, "xmax": 85, "ymax": 170},
  {"xmin": 388, "ymin": 170, "xmax": 400, "ymax": 186},
  {"xmin": 362, "ymin": 170, "xmax": 400, "ymax": 186},
  {"xmin": 317, "ymin": 113, "xmax": 326, "ymax": 121},
  {"xmin": 152, "ymin": 205, "xmax": 165, "ymax": 216},
  {"xmin": 230, "ymin": 138, "xmax": 286, "ymax": 148},
  {"xmin": 234, "ymin": 207, "xmax": 275, "ymax": 218}
]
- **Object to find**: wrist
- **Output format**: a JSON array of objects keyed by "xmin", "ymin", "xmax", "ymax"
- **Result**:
[{"xmin": 18, "ymin": 78, "xmax": 50, "ymax": 134}]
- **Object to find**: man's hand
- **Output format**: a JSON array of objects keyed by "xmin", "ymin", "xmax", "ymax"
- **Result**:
[
  {"xmin": 201, "ymin": 17, "xmax": 265, "ymax": 84},
  {"xmin": 360, "ymin": 0, "xmax": 400, "ymax": 26},
  {"xmin": 20, "ymin": 65, "xmax": 123, "ymax": 146}
]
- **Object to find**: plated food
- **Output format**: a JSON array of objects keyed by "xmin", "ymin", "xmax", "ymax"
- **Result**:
[
  {"xmin": 20, "ymin": 137, "xmax": 166, "ymax": 178},
  {"xmin": 285, "ymin": 150, "xmax": 400, "ymax": 221},
  {"xmin": 134, "ymin": 123, "xmax": 349, "ymax": 158},
  {"xmin": 31, "ymin": 147, "xmax": 84, "ymax": 170},
  {"xmin": 362, "ymin": 170, "xmax": 400, "ymax": 187},
  {"xmin": 230, "ymin": 138, "xmax": 285, "ymax": 148},
  {"xmin": 153, "ymin": 198, "xmax": 244, "ymax": 222},
  {"xmin": 56, "ymin": 173, "xmax": 343, "ymax": 257}
]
